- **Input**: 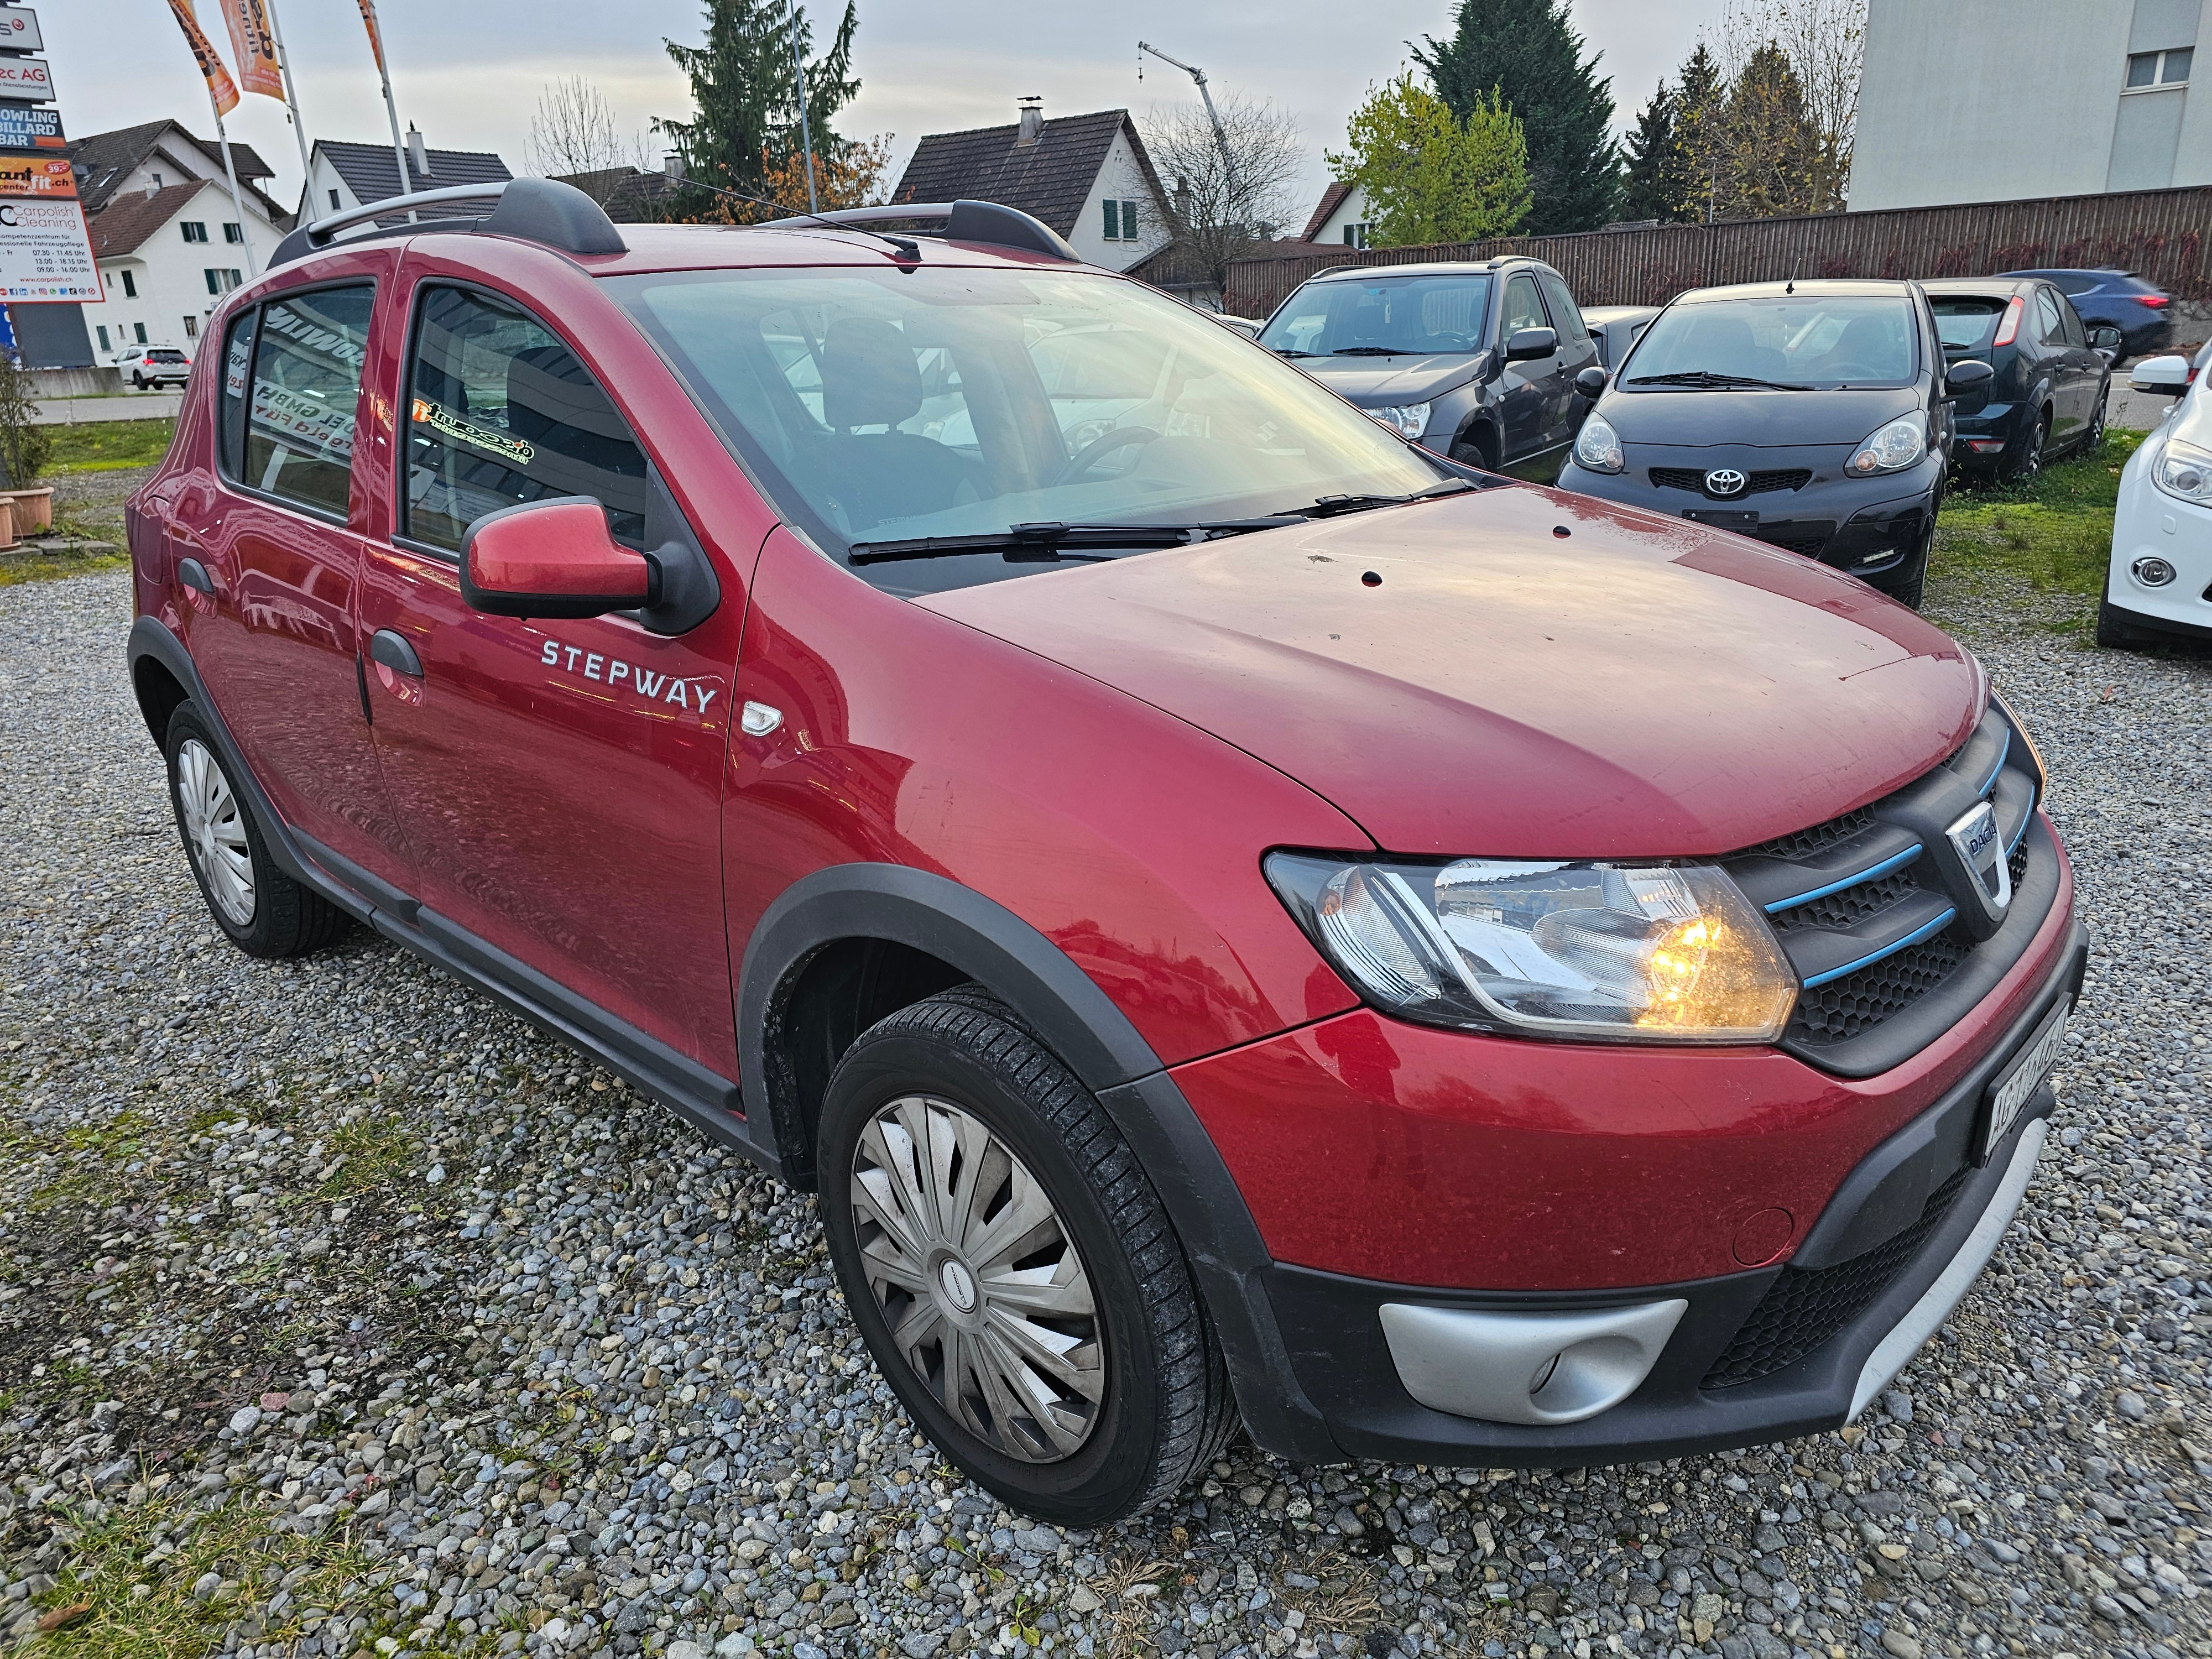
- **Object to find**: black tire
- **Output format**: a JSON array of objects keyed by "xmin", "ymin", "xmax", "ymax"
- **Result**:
[
  {"xmin": 2007, "ymin": 413, "xmax": 2048, "ymax": 484},
  {"xmin": 817, "ymin": 987, "xmax": 1233, "ymax": 1526},
  {"xmin": 1449, "ymin": 430, "xmax": 1499, "ymax": 473},
  {"xmin": 131, "ymin": 372, "xmax": 145, "ymax": 389},
  {"xmin": 164, "ymin": 700, "xmax": 349, "ymax": 959},
  {"xmin": 2081, "ymin": 388, "xmax": 2107, "ymax": 456}
]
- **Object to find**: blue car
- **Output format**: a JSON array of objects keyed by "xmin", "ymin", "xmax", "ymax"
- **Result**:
[{"xmin": 1996, "ymin": 268, "xmax": 2173, "ymax": 359}]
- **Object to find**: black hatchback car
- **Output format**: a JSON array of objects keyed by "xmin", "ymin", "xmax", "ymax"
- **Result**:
[
  {"xmin": 1923, "ymin": 277, "xmax": 2121, "ymax": 481},
  {"xmin": 1256, "ymin": 258, "xmax": 1600, "ymax": 479},
  {"xmin": 1997, "ymin": 268, "xmax": 2173, "ymax": 358},
  {"xmin": 1556, "ymin": 279, "xmax": 1992, "ymax": 608}
]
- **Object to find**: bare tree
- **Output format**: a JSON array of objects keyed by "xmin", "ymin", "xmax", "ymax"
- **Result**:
[
  {"xmin": 1140, "ymin": 92, "xmax": 1304, "ymax": 291},
  {"xmin": 1708, "ymin": 0, "xmax": 1865, "ymax": 213},
  {"xmin": 528, "ymin": 76, "xmax": 656, "ymax": 199}
]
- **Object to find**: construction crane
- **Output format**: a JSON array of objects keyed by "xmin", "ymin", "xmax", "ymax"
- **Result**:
[{"xmin": 1138, "ymin": 40, "xmax": 1238, "ymax": 197}]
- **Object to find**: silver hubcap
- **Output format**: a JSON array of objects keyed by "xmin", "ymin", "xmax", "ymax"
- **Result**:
[
  {"xmin": 849, "ymin": 1095, "xmax": 1104, "ymax": 1463},
  {"xmin": 176, "ymin": 737, "xmax": 254, "ymax": 927}
]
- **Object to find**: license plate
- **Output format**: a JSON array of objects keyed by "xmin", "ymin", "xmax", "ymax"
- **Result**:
[
  {"xmin": 1979, "ymin": 999, "xmax": 2070, "ymax": 1163},
  {"xmin": 1683, "ymin": 508, "xmax": 1758, "ymax": 530}
]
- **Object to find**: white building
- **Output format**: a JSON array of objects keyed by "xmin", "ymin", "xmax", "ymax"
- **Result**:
[
  {"xmin": 1851, "ymin": 0, "xmax": 2212, "ymax": 209},
  {"xmin": 70, "ymin": 121, "xmax": 289, "ymax": 360},
  {"xmin": 299, "ymin": 132, "xmax": 512, "ymax": 223},
  {"xmin": 1299, "ymin": 181, "xmax": 1374, "ymax": 249}
]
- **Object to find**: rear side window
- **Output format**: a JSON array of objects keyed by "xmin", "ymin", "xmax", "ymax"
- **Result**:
[
  {"xmin": 2034, "ymin": 288, "xmax": 2066, "ymax": 346},
  {"xmin": 240, "ymin": 285, "xmax": 375, "ymax": 517},
  {"xmin": 402, "ymin": 285, "xmax": 650, "ymax": 554},
  {"xmin": 2057, "ymin": 295, "xmax": 2087, "ymax": 347},
  {"xmin": 1535, "ymin": 271, "xmax": 1590, "ymax": 342},
  {"xmin": 218, "ymin": 308, "xmax": 257, "ymax": 481}
]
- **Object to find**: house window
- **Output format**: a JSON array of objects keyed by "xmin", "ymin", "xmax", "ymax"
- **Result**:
[
  {"xmin": 2126, "ymin": 46, "xmax": 2193, "ymax": 88},
  {"xmin": 205, "ymin": 268, "xmax": 242, "ymax": 295},
  {"xmin": 1342, "ymin": 222, "xmax": 1371, "ymax": 249},
  {"xmin": 96, "ymin": 324, "xmax": 109, "ymax": 351},
  {"xmin": 223, "ymin": 222, "xmax": 243, "ymax": 244},
  {"xmin": 184, "ymin": 315, "xmax": 199, "ymax": 338},
  {"xmin": 121, "ymin": 269, "xmax": 138, "ymax": 298},
  {"xmin": 329, "ymin": 187, "xmax": 341, "ymax": 210},
  {"xmin": 181, "ymin": 221, "xmax": 208, "ymax": 243},
  {"xmin": 134, "ymin": 322, "xmax": 148, "ymax": 345},
  {"xmin": 1103, "ymin": 198, "xmax": 1142, "ymax": 241}
]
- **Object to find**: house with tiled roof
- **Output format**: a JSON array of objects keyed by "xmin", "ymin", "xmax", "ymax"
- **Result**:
[
  {"xmin": 549, "ymin": 164, "xmax": 679, "ymax": 223},
  {"xmin": 891, "ymin": 102, "xmax": 1172, "ymax": 272},
  {"xmin": 66, "ymin": 119, "xmax": 293, "ymax": 364},
  {"xmin": 300, "ymin": 132, "xmax": 513, "ymax": 224},
  {"xmin": 1299, "ymin": 180, "xmax": 1373, "ymax": 249}
]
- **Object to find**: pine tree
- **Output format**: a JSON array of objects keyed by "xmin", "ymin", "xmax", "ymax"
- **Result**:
[
  {"xmin": 1616, "ymin": 81, "xmax": 1674, "ymax": 223},
  {"xmin": 656, "ymin": 0, "xmax": 860, "ymax": 221},
  {"xmin": 1413, "ymin": 0, "xmax": 1618, "ymax": 234},
  {"xmin": 1721, "ymin": 40, "xmax": 1816, "ymax": 219},
  {"xmin": 1670, "ymin": 43, "xmax": 1726, "ymax": 223}
]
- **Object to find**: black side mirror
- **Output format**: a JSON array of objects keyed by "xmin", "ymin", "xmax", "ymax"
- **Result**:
[
  {"xmin": 1575, "ymin": 365, "xmax": 1608, "ymax": 398},
  {"xmin": 2088, "ymin": 325, "xmax": 2124, "ymax": 354},
  {"xmin": 1505, "ymin": 326, "xmax": 1557, "ymax": 362},
  {"xmin": 1944, "ymin": 359, "xmax": 1994, "ymax": 397}
]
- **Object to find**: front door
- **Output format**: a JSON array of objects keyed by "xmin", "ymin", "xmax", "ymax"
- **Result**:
[
  {"xmin": 354, "ymin": 274, "xmax": 747, "ymax": 1072},
  {"xmin": 1496, "ymin": 272, "xmax": 1559, "ymax": 473}
]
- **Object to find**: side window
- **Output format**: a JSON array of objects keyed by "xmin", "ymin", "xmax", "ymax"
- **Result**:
[
  {"xmin": 1502, "ymin": 273, "xmax": 1548, "ymax": 340},
  {"xmin": 2057, "ymin": 294, "xmax": 2088, "ymax": 347},
  {"xmin": 217, "ymin": 306, "xmax": 257, "ymax": 482},
  {"xmin": 2034, "ymin": 287, "xmax": 2065, "ymax": 347},
  {"xmin": 1536, "ymin": 271, "xmax": 1590, "ymax": 343},
  {"xmin": 403, "ymin": 285, "xmax": 651, "ymax": 554},
  {"xmin": 242, "ymin": 284, "xmax": 374, "ymax": 516}
]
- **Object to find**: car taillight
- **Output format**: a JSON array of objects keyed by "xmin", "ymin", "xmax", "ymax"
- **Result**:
[
  {"xmin": 2139, "ymin": 295, "xmax": 2171, "ymax": 308},
  {"xmin": 1991, "ymin": 296, "xmax": 2024, "ymax": 347}
]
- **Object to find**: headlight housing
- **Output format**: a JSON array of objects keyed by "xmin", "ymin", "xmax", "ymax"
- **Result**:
[
  {"xmin": 2152, "ymin": 435, "xmax": 2212, "ymax": 503},
  {"xmin": 1846, "ymin": 415, "xmax": 1927, "ymax": 476},
  {"xmin": 1573, "ymin": 413, "xmax": 1624, "ymax": 473},
  {"xmin": 1370, "ymin": 401, "xmax": 1431, "ymax": 439},
  {"xmin": 1266, "ymin": 852, "xmax": 1798, "ymax": 1044}
]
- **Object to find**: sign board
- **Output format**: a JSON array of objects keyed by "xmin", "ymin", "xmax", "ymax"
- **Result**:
[
  {"xmin": 0, "ymin": 153, "xmax": 71, "ymax": 196},
  {"xmin": 0, "ymin": 102, "xmax": 59, "ymax": 150},
  {"xmin": 0, "ymin": 197, "xmax": 100, "ymax": 301},
  {"xmin": 0, "ymin": 55, "xmax": 50, "ymax": 102},
  {"xmin": 0, "ymin": 9, "xmax": 42, "ymax": 53}
]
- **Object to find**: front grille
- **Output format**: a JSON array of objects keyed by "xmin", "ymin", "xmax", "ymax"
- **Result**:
[
  {"xmin": 1770, "ymin": 870, "xmax": 1917, "ymax": 933},
  {"xmin": 1650, "ymin": 466, "xmax": 1813, "ymax": 496},
  {"xmin": 1702, "ymin": 1165, "xmax": 1974, "ymax": 1389},
  {"xmin": 1740, "ymin": 806, "xmax": 1876, "ymax": 863},
  {"xmin": 1789, "ymin": 933, "xmax": 1970, "ymax": 1044},
  {"xmin": 1761, "ymin": 530, "xmax": 1832, "ymax": 558}
]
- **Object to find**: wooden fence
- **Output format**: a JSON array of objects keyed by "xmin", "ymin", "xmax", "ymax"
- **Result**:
[{"xmin": 1222, "ymin": 182, "xmax": 2212, "ymax": 319}]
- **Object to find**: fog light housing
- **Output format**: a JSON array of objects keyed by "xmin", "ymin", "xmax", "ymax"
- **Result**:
[{"xmin": 2132, "ymin": 555, "xmax": 2178, "ymax": 587}]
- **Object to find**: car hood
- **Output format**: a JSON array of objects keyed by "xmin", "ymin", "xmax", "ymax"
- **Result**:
[
  {"xmin": 921, "ymin": 485, "xmax": 1981, "ymax": 858},
  {"xmin": 1601, "ymin": 384, "xmax": 1922, "ymax": 448},
  {"xmin": 1291, "ymin": 353, "xmax": 1485, "ymax": 405}
]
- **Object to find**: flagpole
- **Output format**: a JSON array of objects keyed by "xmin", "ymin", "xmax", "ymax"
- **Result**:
[
  {"xmin": 790, "ymin": 7, "xmax": 817, "ymax": 215},
  {"xmin": 261, "ymin": 0, "xmax": 314, "ymax": 187},
  {"xmin": 356, "ymin": 0, "xmax": 414, "ymax": 217},
  {"xmin": 205, "ymin": 86, "xmax": 258, "ymax": 276}
]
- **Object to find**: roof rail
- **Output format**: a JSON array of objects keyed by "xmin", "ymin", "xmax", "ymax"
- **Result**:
[
  {"xmin": 759, "ymin": 199, "xmax": 1079, "ymax": 262},
  {"xmin": 269, "ymin": 177, "xmax": 627, "ymax": 269}
]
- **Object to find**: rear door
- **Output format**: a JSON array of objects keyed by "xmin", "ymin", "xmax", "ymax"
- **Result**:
[
  {"xmin": 1495, "ymin": 271, "xmax": 1557, "ymax": 472},
  {"xmin": 1535, "ymin": 269, "xmax": 1600, "ymax": 457},
  {"xmin": 2052, "ymin": 290, "xmax": 2103, "ymax": 440},
  {"xmin": 2033, "ymin": 286, "xmax": 2085, "ymax": 441}
]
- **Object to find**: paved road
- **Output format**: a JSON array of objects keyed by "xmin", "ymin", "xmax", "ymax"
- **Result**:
[{"xmin": 30, "ymin": 390, "xmax": 182, "ymax": 426}]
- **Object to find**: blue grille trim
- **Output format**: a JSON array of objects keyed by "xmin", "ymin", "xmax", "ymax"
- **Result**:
[
  {"xmin": 1977, "ymin": 727, "xmax": 2010, "ymax": 797},
  {"xmin": 1762, "ymin": 843, "xmax": 1924, "ymax": 914},
  {"xmin": 1800, "ymin": 907, "xmax": 1959, "ymax": 989}
]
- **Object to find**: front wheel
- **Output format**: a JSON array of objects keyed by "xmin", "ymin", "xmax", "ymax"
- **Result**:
[
  {"xmin": 131, "ymin": 372, "xmax": 145, "ymax": 389},
  {"xmin": 818, "ymin": 989, "xmax": 1233, "ymax": 1526}
]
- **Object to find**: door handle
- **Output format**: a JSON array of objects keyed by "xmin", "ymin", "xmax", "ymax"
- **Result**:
[
  {"xmin": 369, "ymin": 629, "xmax": 423, "ymax": 677},
  {"xmin": 178, "ymin": 557, "xmax": 214, "ymax": 594}
]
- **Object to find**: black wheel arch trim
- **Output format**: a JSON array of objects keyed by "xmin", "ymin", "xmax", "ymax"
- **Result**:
[{"xmin": 735, "ymin": 861, "xmax": 1338, "ymax": 1462}]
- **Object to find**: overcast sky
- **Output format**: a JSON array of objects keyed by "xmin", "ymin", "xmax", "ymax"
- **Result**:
[{"xmin": 53, "ymin": 1, "xmax": 1720, "ymax": 221}]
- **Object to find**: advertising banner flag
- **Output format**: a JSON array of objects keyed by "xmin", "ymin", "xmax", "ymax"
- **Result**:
[
  {"xmin": 357, "ymin": 0, "xmax": 388, "ymax": 75},
  {"xmin": 165, "ymin": 0, "xmax": 239, "ymax": 118},
  {"xmin": 220, "ymin": 0, "xmax": 284, "ymax": 102}
]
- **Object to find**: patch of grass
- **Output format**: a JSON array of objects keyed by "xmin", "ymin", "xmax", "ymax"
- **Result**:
[
  {"xmin": 43, "ymin": 420, "xmax": 175, "ymax": 474},
  {"xmin": 320, "ymin": 1115, "xmax": 415, "ymax": 1198},
  {"xmin": 1931, "ymin": 429, "xmax": 2145, "ymax": 614},
  {"xmin": 0, "ymin": 550, "xmax": 129, "ymax": 588}
]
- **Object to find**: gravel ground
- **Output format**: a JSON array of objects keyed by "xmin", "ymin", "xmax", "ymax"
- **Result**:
[{"xmin": 1, "ymin": 570, "xmax": 2208, "ymax": 1659}]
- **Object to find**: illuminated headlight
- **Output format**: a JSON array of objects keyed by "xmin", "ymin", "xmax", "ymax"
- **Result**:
[
  {"xmin": 1266, "ymin": 853, "xmax": 1798, "ymax": 1043},
  {"xmin": 2152, "ymin": 436, "xmax": 2212, "ymax": 503},
  {"xmin": 1370, "ymin": 401, "xmax": 1431, "ymax": 438},
  {"xmin": 1573, "ymin": 413, "xmax": 1624, "ymax": 473},
  {"xmin": 1846, "ymin": 415, "xmax": 1927, "ymax": 476}
]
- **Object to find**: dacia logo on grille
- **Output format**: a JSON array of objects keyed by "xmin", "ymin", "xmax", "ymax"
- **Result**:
[
  {"xmin": 1944, "ymin": 800, "xmax": 2012, "ymax": 920},
  {"xmin": 1704, "ymin": 468, "xmax": 1747, "ymax": 497}
]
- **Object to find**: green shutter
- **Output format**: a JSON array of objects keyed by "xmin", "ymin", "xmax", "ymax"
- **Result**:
[{"xmin": 1102, "ymin": 200, "xmax": 1119, "ymax": 240}]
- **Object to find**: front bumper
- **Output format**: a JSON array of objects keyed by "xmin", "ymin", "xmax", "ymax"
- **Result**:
[
  {"xmin": 2109, "ymin": 438, "xmax": 2212, "ymax": 635},
  {"xmin": 1237, "ymin": 919, "xmax": 2086, "ymax": 1465}
]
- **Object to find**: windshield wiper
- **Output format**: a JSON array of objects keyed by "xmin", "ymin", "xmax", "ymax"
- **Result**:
[
  {"xmin": 846, "ymin": 517, "xmax": 1306, "ymax": 566},
  {"xmin": 1330, "ymin": 346, "xmax": 1414, "ymax": 356},
  {"xmin": 1276, "ymin": 479, "xmax": 1475, "ymax": 519},
  {"xmin": 1626, "ymin": 369, "xmax": 1815, "ymax": 392},
  {"xmin": 1271, "ymin": 348, "xmax": 1322, "ymax": 357}
]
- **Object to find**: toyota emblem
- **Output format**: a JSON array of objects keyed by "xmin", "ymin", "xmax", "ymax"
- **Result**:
[{"xmin": 1704, "ymin": 468, "xmax": 1748, "ymax": 497}]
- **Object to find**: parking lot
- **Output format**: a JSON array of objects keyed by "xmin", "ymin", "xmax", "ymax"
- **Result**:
[{"xmin": 2, "ymin": 476, "xmax": 2207, "ymax": 1659}]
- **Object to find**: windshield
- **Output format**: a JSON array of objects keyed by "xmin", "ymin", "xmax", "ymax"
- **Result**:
[
  {"xmin": 1623, "ymin": 296, "xmax": 1919, "ymax": 388},
  {"xmin": 611, "ymin": 266, "xmax": 1448, "ymax": 594},
  {"xmin": 1258, "ymin": 274, "xmax": 1493, "ymax": 358},
  {"xmin": 1931, "ymin": 297, "xmax": 2005, "ymax": 351}
]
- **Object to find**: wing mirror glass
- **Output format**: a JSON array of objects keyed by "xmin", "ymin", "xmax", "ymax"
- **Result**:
[
  {"xmin": 1505, "ymin": 326, "xmax": 1557, "ymax": 362},
  {"xmin": 1944, "ymin": 359, "xmax": 1994, "ymax": 395},
  {"xmin": 461, "ymin": 497, "xmax": 658, "ymax": 619},
  {"xmin": 1575, "ymin": 364, "xmax": 1608, "ymax": 398},
  {"xmin": 2088, "ymin": 324, "xmax": 2124, "ymax": 353},
  {"xmin": 2130, "ymin": 354, "xmax": 2192, "ymax": 397}
]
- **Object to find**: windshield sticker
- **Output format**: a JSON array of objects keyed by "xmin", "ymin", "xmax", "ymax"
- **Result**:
[{"xmin": 413, "ymin": 398, "xmax": 535, "ymax": 467}]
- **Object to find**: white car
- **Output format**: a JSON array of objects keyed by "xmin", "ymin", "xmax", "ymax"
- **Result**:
[
  {"xmin": 2101, "ymin": 353, "xmax": 2212, "ymax": 648},
  {"xmin": 112, "ymin": 346, "xmax": 192, "ymax": 390}
]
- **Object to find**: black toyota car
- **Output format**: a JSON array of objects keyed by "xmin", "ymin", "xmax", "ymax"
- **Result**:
[
  {"xmin": 1257, "ymin": 258, "xmax": 1600, "ymax": 479},
  {"xmin": 1555, "ymin": 279, "xmax": 1992, "ymax": 608},
  {"xmin": 1923, "ymin": 276, "xmax": 2120, "ymax": 481}
]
